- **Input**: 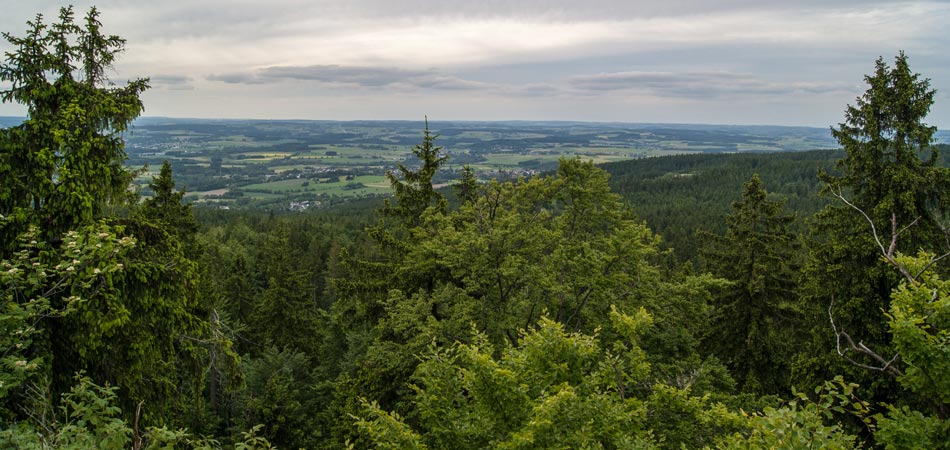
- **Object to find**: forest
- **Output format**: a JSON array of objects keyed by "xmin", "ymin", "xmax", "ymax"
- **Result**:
[{"xmin": 2, "ymin": 6, "xmax": 950, "ymax": 450}]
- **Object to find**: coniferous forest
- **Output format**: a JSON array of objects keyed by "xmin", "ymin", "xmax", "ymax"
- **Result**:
[{"xmin": 3, "ymin": 6, "xmax": 950, "ymax": 450}]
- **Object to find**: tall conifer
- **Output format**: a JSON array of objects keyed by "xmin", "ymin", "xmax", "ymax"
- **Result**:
[
  {"xmin": 701, "ymin": 174, "xmax": 799, "ymax": 394},
  {"xmin": 796, "ymin": 53, "xmax": 950, "ymax": 403}
]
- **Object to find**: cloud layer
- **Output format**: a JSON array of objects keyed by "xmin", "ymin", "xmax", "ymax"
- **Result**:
[
  {"xmin": 209, "ymin": 65, "xmax": 490, "ymax": 91},
  {"xmin": 569, "ymin": 71, "xmax": 855, "ymax": 98},
  {"xmin": 0, "ymin": 1, "xmax": 947, "ymax": 126}
]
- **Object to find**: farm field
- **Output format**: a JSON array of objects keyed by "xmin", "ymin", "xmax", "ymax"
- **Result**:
[{"xmin": 116, "ymin": 118, "xmax": 848, "ymax": 209}]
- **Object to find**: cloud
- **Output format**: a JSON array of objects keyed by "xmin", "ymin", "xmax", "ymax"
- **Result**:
[
  {"xmin": 68, "ymin": 0, "xmax": 933, "ymax": 27},
  {"xmin": 410, "ymin": 75, "xmax": 492, "ymax": 91},
  {"xmin": 205, "ymin": 73, "xmax": 265, "ymax": 85},
  {"xmin": 208, "ymin": 65, "xmax": 494, "ymax": 91},
  {"xmin": 149, "ymin": 74, "xmax": 195, "ymax": 90},
  {"xmin": 510, "ymin": 83, "xmax": 561, "ymax": 97},
  {"xmin": 568, "ymin": 71, "xmax": 855, "ymax": 99},
  {"xmin": 261, "ymin": 65, "xmax": 432, "ymax": 86}
]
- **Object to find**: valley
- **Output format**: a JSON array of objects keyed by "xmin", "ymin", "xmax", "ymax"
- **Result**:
[{"xmin": 119, "ymin": 118, "xmax": 842, "ymax": 209}]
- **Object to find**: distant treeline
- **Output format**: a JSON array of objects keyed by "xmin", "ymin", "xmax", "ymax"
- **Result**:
[{"xmin": 602, "ymin": 145, "xmax": 950, "ymax": 264}]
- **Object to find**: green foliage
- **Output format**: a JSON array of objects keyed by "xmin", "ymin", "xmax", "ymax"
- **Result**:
[
  {"xmin": 356, "ymin": 313, "xmax": 656, "ymax": 449},
  {"xmin": 0, "ymin": 6, "xmax": 148, "ymax": 245},
  {"xmin": 875, "ymin": 405, "xmax": 950, "ymax": 450},
  {"xmin": 0, "ymin": 7, "xmax": 222, "ymax": 431},
  {"xmin": 356, "ymin": 311, "xmax": 746, "ymax": 449},
  {"xmin": 193, "ymin": 210, "xmax": 359, "ymax": 445},
  {"xmin": 236, "ymin": 347, "xmax": 316, "ymax": 449},
  {"xmin": 644, "ymin": 385, "xmax": 744, "ymax": 449},
  {"xmin": 9, "ymin": 7, "xmax": 950, "ymax": 447},
  {"xmin": 248, "ymin": 224, "xmax": 324, "ymax": 355},
  {"xmin": 0, "ymin": 221, "xmax": 134, "ymax": 408},
  {"xmin": 453, "ymin": 165, "xmax": 479, "ymax": 204},
  {"xmin": 0, "ymin": 373, "xmax": 275, "ymax": 450},
  {"xmin": 331, "ymin": 122, "xmax": 452, "ymax": 341},
  {"xmin": 325, "ymin": 157, "xmax": 732, "ymax": 448},
  {"xmin": 827, "ymin": 52, "xmax": 943, "ymax": 221},
  {"xmin": 716, "ymin": 377, "xmax": 865, "ymax": 449},
  {"xmin": 0, "ymin": 171, "xmax": 219, "ymax": 445},
  {"xmin": 796, "ymin": 54, "xmax": 950, "ymax": 404},
  {"xmin": 603, "ymin": 150, "xmax": 838, "ymax": 263},
  {"xmin": 381, "ymin": 118, "xmax": 449, "ymax": 227},
  {"xmin": 230, "ymin": 425, "xmax": 276, "ymax": 450},
  {"xmin": 888, "ymin": 254, "xmax": 950, "ymax": 410},
  {"xmin": 863, "ymin": 252, "xmax": 950, "ymax": 444},
  {"xmin": 44, "ymin": 215, "xmax": 210, "ymax": 425},
  {"xmin": 353, "ymin": 401, "xmax": 428, "ymax": 450},
  {"xmin": 0, "ymin": 374, "xmax": 131, "ymax": 449},
  {"xmin": 143, "ymin": 161, "xmax": 199, "ymax": 245},
  {"xmin": 700, "ymin": 174, "xmax": 800, "ymax": 394},
  {"xmin": 398, "ymin": 158, "xmax": 691, "ymax": 346}
]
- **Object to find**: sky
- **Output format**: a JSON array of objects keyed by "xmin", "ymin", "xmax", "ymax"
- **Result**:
[{"xmin": 1, "ymin": 1, "xmax": 948, "ymax": 127}]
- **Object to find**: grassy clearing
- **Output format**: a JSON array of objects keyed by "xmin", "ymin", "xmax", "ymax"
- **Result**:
[
  {"xmin": 268, "ymin": 164, "xmax": 329, "ymax": 173},
  {"xmin": 302, "ymin": 145, "xmax": 409, "ymax": 159},
  {"xmin": 239, "ymin": 175, "xmax": 391, "ymax": 197},
  {"xmin": 481, "ymin": 154, "xmax": 548, "ymax": 166}
]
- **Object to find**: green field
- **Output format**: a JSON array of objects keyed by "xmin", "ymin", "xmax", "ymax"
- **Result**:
[
  {"xmin": 124, "ymin": 119, "xmax": 840, "ymax": 208},
  {"xmin": 237, "ymin": 175, "xmax": 391, "ymax": 198}
]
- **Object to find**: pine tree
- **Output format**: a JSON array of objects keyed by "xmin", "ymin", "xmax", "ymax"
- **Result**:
[
  {"xmin": 251, "ymin": 224, "xmax": 322, "ymax": 355},
  {"xmin": 454, "ymin": 165, "xmax": 479, "ymax": 204},
  {"xmin": 142, "ymin": 161, "xmax": 199, "ymax": 254}
]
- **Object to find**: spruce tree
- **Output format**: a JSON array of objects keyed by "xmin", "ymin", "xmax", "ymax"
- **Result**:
[
  {"xmin": 380, "ymin": 117, "xmax": 448, "ymax": 227},
  {"xmin": 142, "ymin": 161, "xmax": 199, "ymax": 255},
  {"xmin": 0, "ymin": 7, "xmax": 148, "ymax": 249},
  {"xmin": 796, "ymin": 53, "xmax": 950, "ymax": 404},
  {"xmin": 701, "ymin": 174, "xmax": 799, "ymax": 394},
  {"xmin": 0, "ymin": 7, "xmax": 214, "ymax": 427}
]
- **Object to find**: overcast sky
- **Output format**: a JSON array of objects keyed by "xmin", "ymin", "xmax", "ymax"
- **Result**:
[{"xmin": 1, "ymin": 1, "xmax": 948, "ymax": 127}]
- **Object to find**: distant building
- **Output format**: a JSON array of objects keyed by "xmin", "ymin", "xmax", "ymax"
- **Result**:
[{"xmin": 289, "ymin": 200, "xmax": 322, "ymax": 211}]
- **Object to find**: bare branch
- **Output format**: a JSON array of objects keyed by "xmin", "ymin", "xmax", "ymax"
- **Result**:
[
  {"xmin": 132, "ymin": 401, "xmax": 144, "ymax": 450},
  {"xmin": 895, "ymin": 215, "xmax": 921, "ymax": 242},
  {"xmin": 914, "ymin": 251, "xmax": 950, "ymax": 281},
  {"xmin": 829, "ymin": 185, "xmax": 887, "ymax": 257},
  {"xmin": 829, "ymin": 298, "xmax": 903, "ymax": 378},
  {"xmin": 829, "ymin": 186, "xmax": 917, "ymax": 283}
]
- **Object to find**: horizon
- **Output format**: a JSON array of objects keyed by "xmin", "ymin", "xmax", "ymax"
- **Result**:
[
  {"xmin": 4, "ymin": 115, "xmax": 950, "ymax": 134},
  {"xmin": 0, "ymin": 114, "xmax": 864, "ymax": 131}
]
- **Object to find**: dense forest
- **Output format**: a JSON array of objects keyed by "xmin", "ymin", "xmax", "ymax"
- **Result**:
[{"xmin": 3, "ymin": 7, "xmax": 950, "ymax": 449}]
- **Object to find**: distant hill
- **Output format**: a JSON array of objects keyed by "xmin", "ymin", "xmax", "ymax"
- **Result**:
[
  {"xmin": 602, "ymin": 145, "xmax": 950, "ymax": 264},
  {"xmin": 3, "ymin": 116, "xmax": 948, "ymax": 145},
  {"xmin": 0, "ymin": 116, "xmax": 25, "ymax": 128},
  {"xmin": 602, "ymin": 150, "xmax": 839, "ymax": 263}
]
